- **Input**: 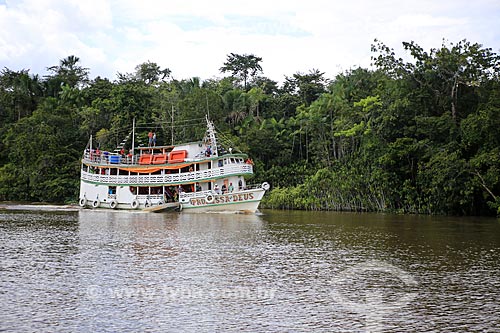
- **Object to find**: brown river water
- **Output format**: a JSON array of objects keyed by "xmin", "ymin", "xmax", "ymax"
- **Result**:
[{"xmin": 1, "ymin": 206, "xmax": 499, "ymax": 332}]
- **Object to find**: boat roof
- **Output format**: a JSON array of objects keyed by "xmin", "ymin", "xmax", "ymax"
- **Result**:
[{"xmin": 137, "ymin": 145, "xmax": 174, "ymax": 150}]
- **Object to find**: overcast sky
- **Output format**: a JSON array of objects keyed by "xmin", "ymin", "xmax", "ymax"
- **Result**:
[{"xmin": 1, "ymin": 0, "xmax": 499, "ymax": 83}]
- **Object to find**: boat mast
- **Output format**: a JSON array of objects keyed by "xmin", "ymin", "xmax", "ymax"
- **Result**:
[{"xmin": 206, "ymin": 115, "xmax": 218, "ymax": 157}]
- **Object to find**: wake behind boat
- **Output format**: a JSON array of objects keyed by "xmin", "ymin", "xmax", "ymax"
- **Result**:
[{"xmin": 78, "ymin": 116, "xmax": 269, "ymax": 213}]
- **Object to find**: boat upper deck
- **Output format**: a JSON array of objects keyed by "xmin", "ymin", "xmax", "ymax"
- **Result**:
[{"xmin": 82, "ymin": 143, "xmax": 247, "ymax": 168}]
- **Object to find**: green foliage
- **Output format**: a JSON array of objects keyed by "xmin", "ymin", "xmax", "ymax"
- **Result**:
[
  {"xmin": 282, "ymin": 69, "xmax": 328, "ymax": 106},
  {"xmin": 416, "ymin": 150, "xmax": 474, "ymax": 214},
  {"xmin": 220, "ymin": 53, "xmax": 263, "ymax": 91},
  {"xmin": 46, "ymin": 55, "xmax": 90, "ymax": 89},
  {"xmin": 1, "ymin": 43, "xmax": 499, "ymax": 215},
  {"xmin": 0, "ymin": 96, "xmax": 82, "ymax": 202}
]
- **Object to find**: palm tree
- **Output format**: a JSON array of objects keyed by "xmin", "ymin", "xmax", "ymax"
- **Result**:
[
  {"xmin": 47, "ymin": 55, "xmax": 89, "ymax": 88},
  {"xmin": 223, "ymin": 90, "xmax": 249, "ymax": 127}
]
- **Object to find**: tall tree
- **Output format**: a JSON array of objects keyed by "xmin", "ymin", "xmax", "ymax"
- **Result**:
[
  {"xmin": 282, "ymin": 69, "xmax": 328, "ymax": 106},
  {"xmin": 372, "ymin": 39, "xmax": 500, "ymax": 121},
  {"xmin": 46, "ymin": 55, "xmax": 89, "ymax": 89},
  {"xmin": 220, "ymin": 53, "xmax": 263, "ymax": 91},
  {"xmin": 118, "ymin": 61, "xmax": 171, "ymax": 85},
  {"xmin": 0, "ymin": 68, "xmax": 42, "ymax": 122}
]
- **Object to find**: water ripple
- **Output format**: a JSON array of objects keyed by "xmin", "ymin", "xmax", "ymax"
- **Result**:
[{"xmin": 0, "ymin": 209, "xmax": 499, "ymax": 332}]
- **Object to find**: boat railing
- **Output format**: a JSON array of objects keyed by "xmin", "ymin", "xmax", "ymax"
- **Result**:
[
  {"xmin": 136, "ymin": 194, "xmax": 163, "ymax": 201},
  {"xmin": 83, "ymin": 151, "xmax": 138, "ymax": 165},
  {"xmin": 82, "ymin": 152, "xmax": 241, "ymax": 165},
  {"xmin": 81, "ymin": 164, "xmax": 253, "ymax": 185},
  {"xmin": 244, "ymin": 183, "xmax": 266, "ymax": 190},
  {"xmin": 179, "ymin": 190, "xmax": 213, "ymax": 200}
]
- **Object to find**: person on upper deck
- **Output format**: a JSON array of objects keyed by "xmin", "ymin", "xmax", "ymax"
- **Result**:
[{"xmin": 148, "ymin": 130, "xmax": 153, "ymax": 147}]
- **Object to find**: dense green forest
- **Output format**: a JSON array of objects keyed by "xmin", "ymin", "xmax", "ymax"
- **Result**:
[{"xmin": 1, "ymin": 40, "xmax": 499, "ymax": 216}]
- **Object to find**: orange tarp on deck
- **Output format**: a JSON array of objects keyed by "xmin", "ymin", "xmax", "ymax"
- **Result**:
[{"xmin": 119, "ymin": 163, "xmax": 191, "ymax": 173}]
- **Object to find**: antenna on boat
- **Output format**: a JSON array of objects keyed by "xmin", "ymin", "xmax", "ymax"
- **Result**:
[
  {"xmin": 132, "ymin": 117, "xmax": 135, "ymax": 155},
  {"xmin": 171, "ymin": 105, "xmax": 174, "ymax": 145},
  {"xmin": 206, "ymin": 91, "xmax": 210, "ymax": 119}
]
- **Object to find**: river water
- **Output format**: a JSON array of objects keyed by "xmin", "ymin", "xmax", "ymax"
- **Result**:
[{"xmin": 1, "ymin": 207, "xmax": 499, "ymax": 332}]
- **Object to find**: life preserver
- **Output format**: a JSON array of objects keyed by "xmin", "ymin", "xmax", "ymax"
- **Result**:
[
  {"xmin": 205, "ymin": 194, "xmax": 214, "ymax": 203},
  {"xmin": 109, "ymin": 200, "xmax": 118, "ymax": 209},
  {"xmin": 261, "ymin": 182, "xmax": 270, "ymax": 191},
  {"xmin": 79, "ymin": 197, "xmax": 87, "ymax": 207},
  {"xmin": 131, "ymin": 199, "xmax": 139, "ymax": 209},
  {"xmin": 92, "ymin": 199, "xmax": 100, "ymax": 208},
  {"xmin": 145, "ymin": 199, "xmax": 152, "ymax": 208}
]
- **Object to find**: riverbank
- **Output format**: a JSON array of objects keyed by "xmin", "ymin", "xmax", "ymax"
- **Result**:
[{"xmin": 0, "ymin": 202, "xmax": 80, "ymax": 212}]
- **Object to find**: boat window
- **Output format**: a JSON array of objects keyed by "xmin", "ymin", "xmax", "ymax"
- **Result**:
[{"xmin": 151, "ymin": 187, "xmax": 163, "ymax": 194}]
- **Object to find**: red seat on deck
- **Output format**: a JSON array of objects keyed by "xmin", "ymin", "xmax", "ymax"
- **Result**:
[
  {"xmin": 153, "ymin": 154, "xmax": 167, "ymax": 164},
  {"xmin": 168, "ymin": 150, "xmax": 187, "ymax": 163},
  {"xmin": 139, "ymin": 154, "xmax": 153, "ymax": 165}
]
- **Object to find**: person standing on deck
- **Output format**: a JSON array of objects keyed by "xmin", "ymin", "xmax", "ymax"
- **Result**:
[{"xmin": 148, "ymin": 130, "xmax": 153, "ymax": 147}]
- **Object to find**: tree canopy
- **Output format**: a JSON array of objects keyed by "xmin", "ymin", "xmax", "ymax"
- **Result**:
[{"xmin": 220, "ymin": 53, "xmax": 263, "ymax": 91}]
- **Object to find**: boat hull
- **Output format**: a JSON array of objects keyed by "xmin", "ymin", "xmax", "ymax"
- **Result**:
[
  {"xmin": 79, "ymin": 179, "xmax": 266, "ymax": 213},
  {"xmin": 179, "ymin": 189, "xmax": 265, "ymax": 213},
  {"xmin": 79, "ymin": 116, "xmax": 268, "ymax": 214}
]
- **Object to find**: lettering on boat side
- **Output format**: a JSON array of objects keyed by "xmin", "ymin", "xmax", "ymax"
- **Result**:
[{"xmin": 190, "ymin": 193, "xmax": 255, "ymax": 206}]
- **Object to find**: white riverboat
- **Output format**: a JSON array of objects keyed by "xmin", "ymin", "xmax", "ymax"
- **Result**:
[{"xmin": 78, "ymin": 116, "xmax": 269, "ymax": 213}]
